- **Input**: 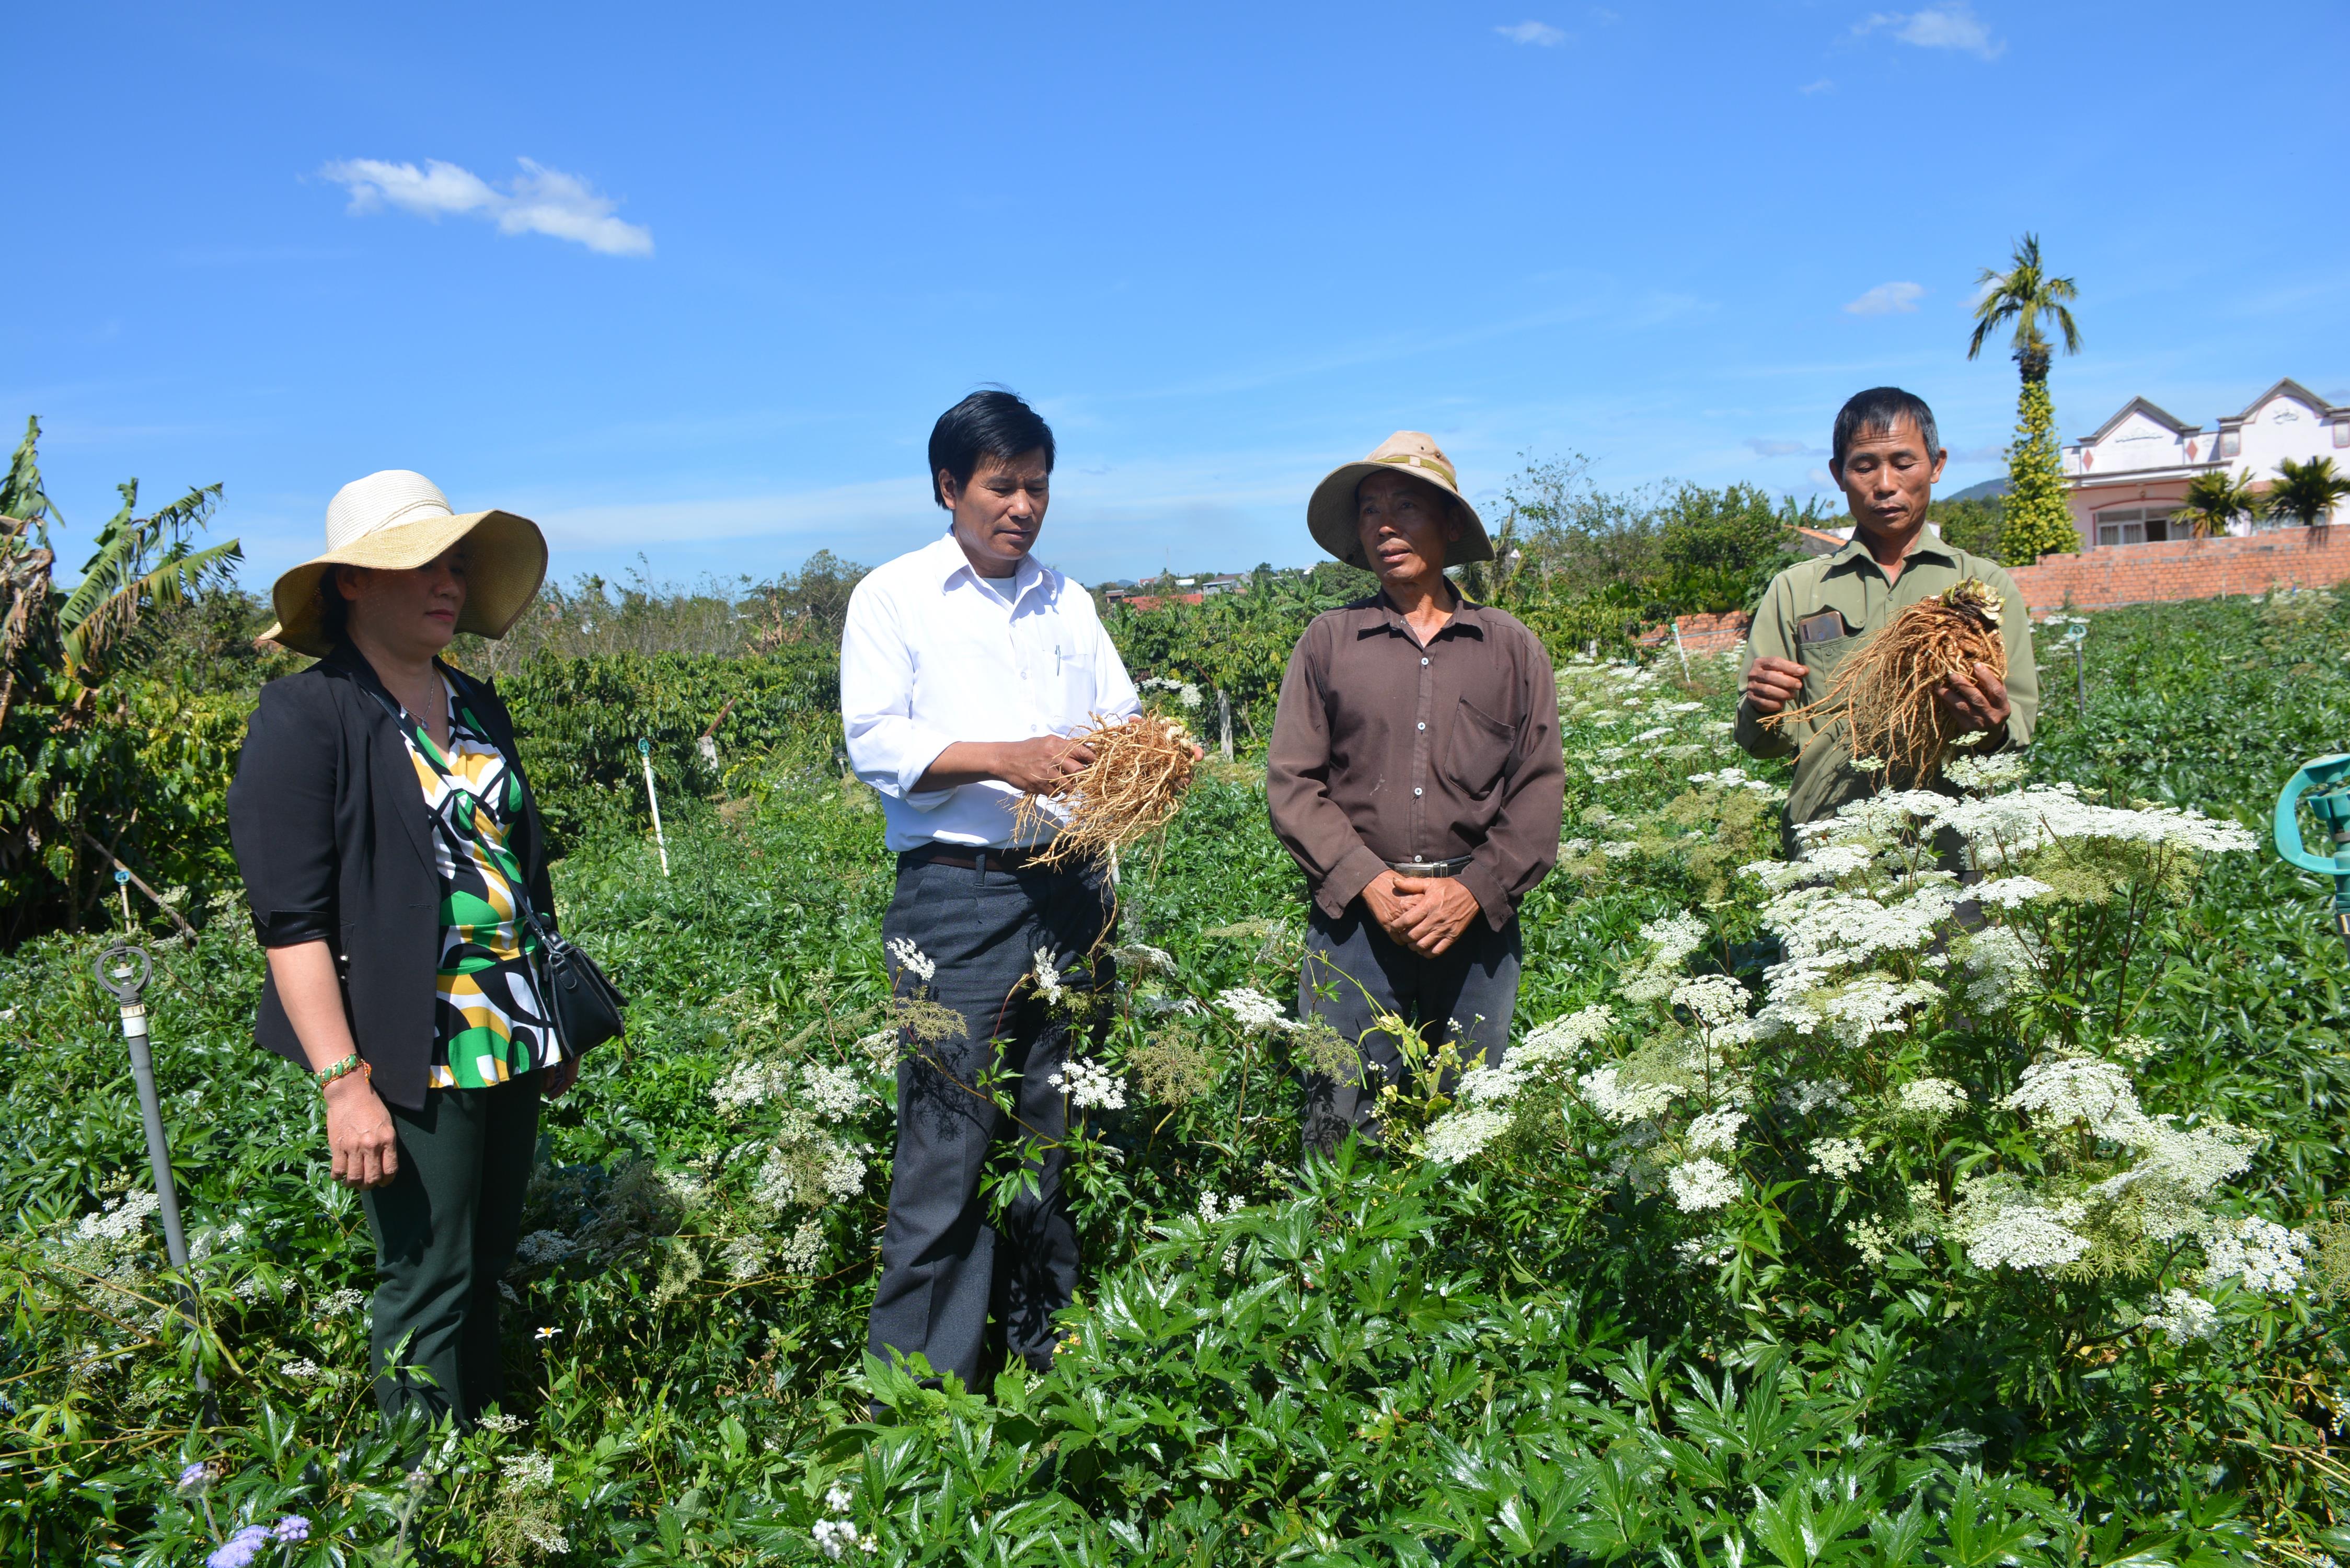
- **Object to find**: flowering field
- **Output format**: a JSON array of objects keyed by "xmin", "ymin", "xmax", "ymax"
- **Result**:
[{"xmin": 7, "ymin": 592, "xmax": 2350, "ymax": 1563}]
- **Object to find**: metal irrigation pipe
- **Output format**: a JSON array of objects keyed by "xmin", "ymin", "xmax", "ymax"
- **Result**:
[{"xmin": 91, "ymin": 936, "xmax": 217, "ymax": 1424}]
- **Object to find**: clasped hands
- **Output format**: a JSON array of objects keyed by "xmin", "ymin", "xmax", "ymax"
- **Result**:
[
  {"xmin": 1743, "ymin": 655, "xmax": 2011, "ymax": 734},
  {"xmin": 1362, "ymin": 870, "xmax": 1481, "ymax": 958}
]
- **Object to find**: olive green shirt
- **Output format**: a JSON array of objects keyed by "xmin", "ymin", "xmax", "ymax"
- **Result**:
[{"xmin": 1733, "ymin": 531, "xmax": 2038, "ymax": 834}]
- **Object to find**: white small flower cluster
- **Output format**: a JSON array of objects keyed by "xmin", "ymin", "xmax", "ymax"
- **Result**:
[
  {"xmin": 1965, "ymin": 1201, "xmax": 2091, "ymax": 1272},
  {"xmin": 1895, "ymin": 1077, "xmax": 1968, "ymax": 1119},
  {"xmin": 1422, "ymin": 1107, "xmax": 1514, "ymax": 1165},
  {"xmin": 513, "ymin": 1230, "xmax": 578, "ymax": 1266},
  {"xmin": 884, "ymin": 937, "xmax": 935, "ymax": 983},
  {"xmin": 1631, "ymin": 725, "xmax": 1674, "ymax": 743},
  {"xmin": 812, "ymin": 1480, "xmax": 876, "ymax": 1560},
  {"xmin": 1933, "ymin": 783, "xmax": 2257, "ymax": 867},
  {"xmin": 1999, "ymin": 1055, "xmax": 2139, "ymax": 1136},
  {"xmin": 278, "ymin": 1358, "xmax": 324, "ymax": 1380},
  {"xmin": 318, "ymin": 1286, "xmax": 367, "ymax": 1316},
  {"xmin": 1140, "ymin": 675, "xmax": 1205, "ymax": 710},
  {"xmin": 800, "ymin": 1063, "xmax": 865, "ymax": 1122},
  {"xmin": 1685, "ymin": 1107, "xmax": 1747, "ymax": 1153},
  {"xmin": 500, "ymin": 1451, "xmax": 557, "ymax": 1491},
  {"xmin": 1940, "ymin": 753, "xmax": 2031, "ymax": 792},
  {"xmin": 2202, "ymin": 1215, "xmax": 2307, "ymax": 1294},
  {"xmin": 1580, "ymin": 1064, "xmax": 1682, "ymax": 1125},
  {"xmin": 479, "ymin": 1411, "xmax": 526, "ymax": 1435},
  {"xmin": 1781, "ymin": 1078, "xmax": 1851, "ymax": 1116},
  {"xmin": 1216, "ymin": 987, "xmax": 1297, "ymax": 1033},
  {"xmin": 1032, "ymin": 948, "xmax": 1065, "ymax": 1005},
  {"xmin": 1667, "ymin": 1157, "xmax": 1741, "ymax": 1213},
  {"xmin": 1686, "ymin": 765, "xmax": 1782, "ymax": 798},
  {"xmin": 1808, "ymin": 1138, "xmax": 1868, "ymax": 1180},
  {"xmin": 1519, "ymin": 1004, "xmax": 1614, "ymax": 1064},
  {"xmin": 72, "ymin": 1191, "xmax": 160, "ymax": 1248},
  {"xmin": 1196, "ymin": 1191, "xmax": 1244, "ymax": 1224},
  {"xmin": 1670, "ymin": 974, "xmax": 1749, "ymax": 1031},
  {"xmin": 1049, "ymin": 1059, "xmax": 1127, "ymax": 1111},
  {"xmin": 710, "ymin": 1059, "xmax": 794, "ymax": 1114},
  {"xmin": 2140, "ymin": 1288, "xmax": 2219, "ymax": 1345},
  {"xmin": 1960, "ymin": 926, "xmax": 2045, "ymax": 1009},
  {"xmin": 1110, "ymin": 942, "xmax": 1177, "ymax": 976},
  {"xmin": 1675, "ymin": 1235, "xmax": 1737, "ymax": 1267},
  {"xmin": 721, "ymin": 1236, "xmax": 767, "ymax": 1281},
  {"xmin": 777, "ymin": 1217, "xmax": 826, "ymax": 1274},
  {"xmin": 1970, "ymin": 875, "xmax": 2055, "ymax": 910}
]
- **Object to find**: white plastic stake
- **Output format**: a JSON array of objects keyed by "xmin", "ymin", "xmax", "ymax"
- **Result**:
[
  {"xmin": 1671, "ymin": 618, "xmax": 1691, "ymax": 682},
  {"xmin": 1218, "ymin": 688, "xmax": 1234, "ymax": 763},
  {"xmin": 639, "ymin": 738, "xmax": 670, "ymax": 877}
]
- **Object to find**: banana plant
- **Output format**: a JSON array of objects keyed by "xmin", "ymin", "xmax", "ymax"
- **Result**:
[{"xmin": 55, "ymin": 476, "xmax": 237, "ymax": 680}]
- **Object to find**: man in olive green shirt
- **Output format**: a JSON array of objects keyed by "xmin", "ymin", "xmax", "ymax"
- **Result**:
[{"xmin": 1736, "ymin": 387, "xmax": 2038, "ymax": 838}]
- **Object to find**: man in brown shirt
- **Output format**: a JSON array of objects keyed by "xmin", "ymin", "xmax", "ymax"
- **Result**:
[{"xmin": 1268, "ymin": 432, "xmax": 1564, "ymax": 1152}]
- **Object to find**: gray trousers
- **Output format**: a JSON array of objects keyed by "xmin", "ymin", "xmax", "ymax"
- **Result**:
[
  {"xmin": 866, "ymin": 854, "xmax": 1114, "ymax": 1391},
  {"xmin": 1297, "ymin": 901, "xmax": 1522, "ymax": 1153},
  {"xmin": 361, "ymin": 1074, "xmax": 540, "ymax": 1425}
]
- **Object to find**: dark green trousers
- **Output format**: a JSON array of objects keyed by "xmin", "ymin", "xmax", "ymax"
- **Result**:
[{"xmin": 360, "ymin": 1074, "xmax": 541, "ymax": 1425}]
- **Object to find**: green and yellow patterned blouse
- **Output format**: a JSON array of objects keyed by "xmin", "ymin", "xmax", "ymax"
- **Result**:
[{"xmin": 395, "ymin": 674, "xmax": 559, "ymax": 1089}]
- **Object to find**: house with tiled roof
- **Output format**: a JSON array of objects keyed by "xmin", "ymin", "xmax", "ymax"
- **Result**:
[{"xmin": 2059, "ymin": 378, "xmax": 2350, "ymax": 548}]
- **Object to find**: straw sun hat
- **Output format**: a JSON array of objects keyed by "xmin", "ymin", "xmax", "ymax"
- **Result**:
[
  {"xmin": 264, "ymin": 470, "xmax": 548, "ymax": 659},
  {"xmin": 1306, "ymin": 431, "xmax": 1493, "ymax": 572}
]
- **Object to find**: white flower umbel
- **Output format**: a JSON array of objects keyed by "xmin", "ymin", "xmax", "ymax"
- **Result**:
[
  {"xmin": 1971, "ymin": 875, "xmax": 2056, "ymax": 910},
  {"xmin": 710, "ymin": 1059, "xmax": 793, "ymax": 1114},
  {"xmin": 1808, "ymin": 1137, "xmax": 1868, "ymax": 1180},
  {"xmin": 2140, "ymin": 1288, "xmax": 2219, "ymax": 1345},
  {"xmin": 1959, "ymin": 925, "xmax": 2045, "ymax": 1010},
  {"xmin": 2201, "ymin": 1214, "xmax": 2308, "ymax": 1295},
  {"xmin": 1667, "ymin": 1157, "xmax": 1741, "ymax": 1213},
  {"xmin": 884, "ymin": 937, "xmax": 936, "ymax": 983},
  {"xmin": 801, "ymin": 1063, "xmax": 865, "ymax": 1122},
  {"xmin": 1895, "ymin": 1077, "xmax": 1968, "ymax": 1119},
  {"xmin": 1686, "ymin": 1107, "xmax": 1747, "ymax": 1153},
  {"xmin": 1929, "ymin": 785, "xmax": 2258, "ymax": 868},
  {"xmin": 1216, "ymin": 987, "xmax": 1298, "ymax": 1034},
  {"xmin": 1964, "ymin": 1202, "xmax": 2092, "ymax": 1272},
  {"xmin": 1517, "ymin": 1004, "xmax": 1614, "ymax": 1069},
  {"xmin": 1580, "ymin": 1064, "xmax": 1683, "ymax": 1124},
  {"xmin": 1032, "ymin": 948, "xmax": 1065, "ymax": 1005},
  {"xmin": 1049, "ymin": 1058, "xmax": 1128, "ymax": 1111},
  {"xmin": 1999, "ymin": 1055, "xmax": 2141, "ymax": 1139},
  {"xmin": 1422, "ymin": 1106, "xmax": 1515, "ymax": 1165},
  {"xmin": 1109, "ymin": 943, "xmax": 1177, "ymax": 977},
  {"xmin": 1671, "ymin": 974, "xmax": 1749, "ymax": 1031},
  {"xmin": 513, "ymin": 1230, "xmax": 577, "ymax": 1266},
  {"xmin": 1941, "ymin": 753, "xmax": 2031, "ymax": 792}
]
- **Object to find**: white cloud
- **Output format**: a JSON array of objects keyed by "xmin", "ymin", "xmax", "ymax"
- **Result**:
[
  {"xmin": 1808, "ymin": 467, "xmax": 1840, "ymax": 489},
  {"xmin": 1799, "ymin": 78, "xmax": 1835, "ymax": 94},
  {"xmin": 1844, "ymin": 280, "xmax": 1926, "ymax": 315},
  {"xmin": 1495, "ymin": 20, "xmax": 1568, "ymax": 45},
  {"xmin": 1746, "ymin": 439, "xmax": 1811, "ymax": 457},
  {"xmin": 1854, "ymin": 5, "xmax": 2005, "ymax": 60},
  {"xmin": 319, "ymin": 157, "xmax": 653, "ymax": 257}
]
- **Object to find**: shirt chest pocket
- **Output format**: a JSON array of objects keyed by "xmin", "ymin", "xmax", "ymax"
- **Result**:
[
  {"xmin": 1444, "ymin": 697, "xmax": 1520, "ymax": 800},
  {"xmin": 1795, "ymin": 610, "xmax": 1858, "ymax": 701}
]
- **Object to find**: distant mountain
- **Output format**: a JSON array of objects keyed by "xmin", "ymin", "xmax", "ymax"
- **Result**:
[{"xmin": 1948, "ymin": 476, "xmax": 2011, "ymax": 502}]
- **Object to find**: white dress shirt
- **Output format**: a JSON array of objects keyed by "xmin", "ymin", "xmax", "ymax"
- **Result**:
[{"xmin": 841, "ymin": 532, "xmax": 1141, "ymax": 851}]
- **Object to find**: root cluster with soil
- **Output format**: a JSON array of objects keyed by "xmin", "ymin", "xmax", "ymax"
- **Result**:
[
  {"xmin": 1767, "ymin": 578, "xmax": 2009, "ymax": 779},
  {"xmin": 1013, "ymin": 713, "xmax": 1200, "ymax": 868}
]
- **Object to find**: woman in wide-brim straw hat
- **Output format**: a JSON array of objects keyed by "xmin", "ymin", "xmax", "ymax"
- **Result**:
[{"xmin": 228, "ymin": 469, "xmax": 577, "ymax": 1429}]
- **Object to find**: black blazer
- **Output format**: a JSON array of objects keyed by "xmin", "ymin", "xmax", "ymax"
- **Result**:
[{"xmin": 226, "ymin": 644, "xmax": 556, "ymax": 1110}]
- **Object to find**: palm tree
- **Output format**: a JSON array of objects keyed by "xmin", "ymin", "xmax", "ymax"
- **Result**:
[
  {"xmin": 54, "ymin": 477, "xmax": 237, "ymax": 679},
  {"xmin": 2175, "ymin": 467, "xmax": 2264, "ymax": 540},
  {"xmin": 2265, "ymin": 456, "xmax": 2350, "ymax": 539},
  {"xmin": 1966, "ymin": 233, "xmax": 2083, "ymax": 382},
  {"xmin": 1967, "ymin": 235, "xmax": 2084, "ymax": 564}
]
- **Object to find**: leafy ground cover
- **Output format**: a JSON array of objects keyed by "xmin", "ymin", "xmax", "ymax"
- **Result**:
[{"xmin": 6, "ymin": 592, "xmax": 2350, "ymax": 1564}]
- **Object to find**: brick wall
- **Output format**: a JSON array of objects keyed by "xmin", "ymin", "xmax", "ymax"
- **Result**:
[
  {"xmin": 2005, "ymin": 527, "xmax": 2349, "ymax": 616},
  {"xmin": 1638, "ymin": 527, "xmax": 2346, "ymax": 658}
]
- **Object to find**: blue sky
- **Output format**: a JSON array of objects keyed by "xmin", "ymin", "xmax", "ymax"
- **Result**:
[{"xmin": 13, "ymin": 2, "xmax": 2346, "ymax": 593}]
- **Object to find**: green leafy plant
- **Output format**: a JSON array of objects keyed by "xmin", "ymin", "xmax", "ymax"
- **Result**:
[{"xmin": 2178, "ymin": 467, "xmax": 2266, "ymax": 539}]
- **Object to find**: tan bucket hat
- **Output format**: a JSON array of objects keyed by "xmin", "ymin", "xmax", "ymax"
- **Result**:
[
  {"xmin": 264, "ymin": 470, "xmax": 548, "ymax": 658},
  {"xmin": 1306, "ymin": 431, "xmax": 1493, "ymax": 571}
]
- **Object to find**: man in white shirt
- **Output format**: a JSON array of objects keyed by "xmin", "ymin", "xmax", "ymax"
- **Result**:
[{"xmin": 840, "ymin": 389, "xmax": 1139, "ymax": 1395}]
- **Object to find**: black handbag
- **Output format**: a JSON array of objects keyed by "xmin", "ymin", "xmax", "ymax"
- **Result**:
[
  {"xmin": 360, "ymin": 679, "xmax": 628, "ymax": 1058},
  {"xmin": 521, "ymin": 904, "xmax": 629, "ymax": 1059}
]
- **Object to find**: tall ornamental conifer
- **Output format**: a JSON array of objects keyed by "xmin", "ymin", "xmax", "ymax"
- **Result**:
[{"xmin": 1966, "ymin": 234, "xmax": 2083, "ymax": 564}]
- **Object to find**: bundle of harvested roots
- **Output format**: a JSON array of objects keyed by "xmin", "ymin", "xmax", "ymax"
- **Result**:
[
  {"xmin": 1013, "ymin": 713, "xmax": 1201, "ymax": 868},
  {"xmin": 1766, "ymin": 578, "xmax": 2008, "ymax": 779}
]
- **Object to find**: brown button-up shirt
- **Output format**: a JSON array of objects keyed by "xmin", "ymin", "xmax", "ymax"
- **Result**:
[{"xmin": 1267, "ymin": 592, "xmax": 1564, "ymax": 930}]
